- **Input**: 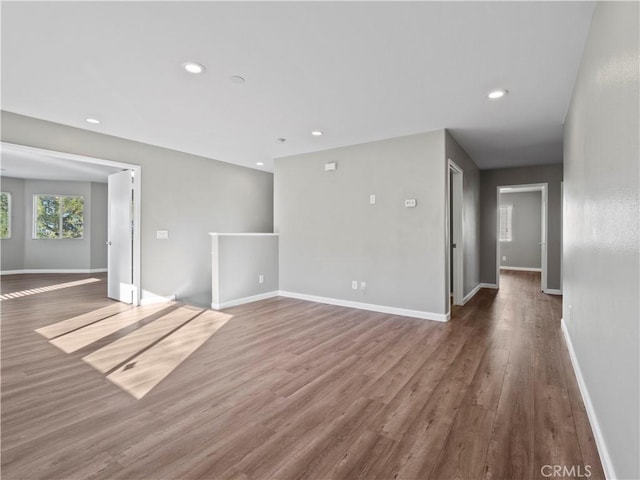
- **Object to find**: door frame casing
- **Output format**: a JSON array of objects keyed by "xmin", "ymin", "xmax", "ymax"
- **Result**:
[
  {"xmin": 495, "ymin": 183, "xmax": 548, "ymax": 292},
  {"xmin": 1, "ymin": 142, "xmax": 142, "ymax": 305},
  {"xmin": 446, "ymin": 159, "xmax": 464, "ymax": 313}
]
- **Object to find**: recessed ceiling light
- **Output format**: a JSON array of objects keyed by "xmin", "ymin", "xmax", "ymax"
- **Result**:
[
  {"xmin": 487, "ymin": 89, "xmax": 508, "ymax": 100},
  {"xmin": 86, "ymin": 118, "xmax": 101, "ymax": 124},
  {"xmin": 183, "ymin": 62, "xmax": 206, "ymax": 74},
  {"xmin": 311, "ymin": 131, "xmax": 323, "ymax": 136},
  {"xmin": 256, "ymin": 162, "xmax": 264, "ymax": 166},
  {"xmin": 230, "ymin": 75, "xmax": 245, "ymax": 84}
]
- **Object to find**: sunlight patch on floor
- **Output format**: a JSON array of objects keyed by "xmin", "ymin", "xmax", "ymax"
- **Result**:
[
  {"xmin": 107, "ymin": 309, "xmax": 231, "ymax": 399},
  {"xmin": 36, "ymin": 303, "xmax": 232, "ymax": 399},
  {"xmin": 0, "ymin": 277, "xmax": 101, "ymax": 301},
  {"xmin": 83, "ymin": 305, "xmax": 203, "ymax": 374},
  {"xmin": 36, "ymin": 302, "xmax": 133, "ymax": 339},
  {"xmin": 49, "ymin": 303, "xmax": 172, "ymax": 353}
]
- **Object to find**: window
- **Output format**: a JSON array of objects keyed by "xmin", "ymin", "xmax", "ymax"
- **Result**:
[
  {"xmin": 33, "ymin": 194, "xmax": 84, "ymax": 239},
  {"xmin": 0, "ymin": 192, "xmax": 10, "ymax": 239},
  {"xmin": 499, "ymin": 204, "xmax": 513, "ymax": 242}
]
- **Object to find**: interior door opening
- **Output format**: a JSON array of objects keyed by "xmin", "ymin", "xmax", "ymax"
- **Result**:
[
  {"xmin": 496, "ymin": 183, "xmax": 548, "ymax": 292},
  {"xmin": 1, "ymin": 142, "xmax": 142, "ymax": 305}
]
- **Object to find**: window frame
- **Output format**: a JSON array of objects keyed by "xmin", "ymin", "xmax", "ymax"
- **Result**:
[
  {"xmin": 0, "ymin": 192, "xmax": 11, "ymax": 240},
  {"xmin": 499, "ymin": 204, "xmax": 513, "ymax": 242},
  {"xmin": 32, "ymin": 193, "xmax": 85, "ymax": 240}
]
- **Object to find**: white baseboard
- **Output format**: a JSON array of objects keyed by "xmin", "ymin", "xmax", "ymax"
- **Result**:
[
  {"xmin": 561, "ymin": 319, "xmax": 615, "ymax": 480},
  {"xmin": 140, "ymin": 292, "xmax": 177, "ymax": 306},
  {"xmin": 212, "ymin": 291, "xmax": 279, "ymax": 310},
  {"xmin": 463, "ymin": 283, "xmax": 482, "ymax": 304},
  {"xmin": 479, "ymin": 283, "xmax": 498, "ymax": 289},
  {"xmin": 500, "ymin": 266, "xmax": 542, "ymax": 272},
  {"xmin": 544, "ymin": 288, "xmax": 563, "ymax": 295},
  {"xmin": 1, "ymin": 268, "xmax": 107, "ymax": 275},
  {"xmin": 278, "ymin": 291, "xmax": 448, "ymax": 322}
]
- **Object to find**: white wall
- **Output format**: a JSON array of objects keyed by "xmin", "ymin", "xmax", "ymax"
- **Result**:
[
  {"xmin": 275, "ymin": 130, "xmax": 448, "ymax": 319},
  {"xmin": 563, "ymin": 2, "xmax": 639, "ymax": 479}
]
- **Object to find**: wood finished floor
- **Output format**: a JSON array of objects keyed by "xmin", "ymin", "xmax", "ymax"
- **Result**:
[{"xmin": 1, "ymin": 272, "xmax": 604, "ymax": 480}]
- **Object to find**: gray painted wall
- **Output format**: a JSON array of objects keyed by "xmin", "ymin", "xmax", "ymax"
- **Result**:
[
  {"xmin": 480, "ymin": 164, "xmax": 563, "ymax": 289},
  {"xmin": 499, "ymin": 191, "xmax": 542, "ymax": 269},
  {"xmin": 563, "ymin": 2, "xmax": 639, "ymax": 478},
  {"xmin": 1, "ymin": 112, "xmax": 274, "ymax": 306},
  {"xmin": 445, "ymin": 131, "xmax": 481, "ymax": 299},
  {"xmin": 0, "ymin": 176, "xmax": 25, "ymax": 271},
  {"xmin": 212, "ymin": 234, "xmax": 279, "ymax": 307},
  {"xmin": 0, "ymin": 177, "xmax": 108, "ymax": 271},
  {"xmin": 90, "ymin": 182, "xmax": 108, "ymax": 270},
  {"xmin": 275, "ymin": 130, "xmax": 447, "ymax": 316}
]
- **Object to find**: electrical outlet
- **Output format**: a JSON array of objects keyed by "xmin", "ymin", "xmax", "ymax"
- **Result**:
[
  {"xmin": 156, "ymin": 230, "xmax": 169, "ymax": 240},
  {"xmin": 369, "ymin": 194, "xmax": 376, "ymax": 204},
  {"xmin": 258, "ymin": 274, "xmax": 264, "ymax": 284},
  {"xmin": 404, "ymin": 199, "xmax": 417, "ymax": 208},
  {"xmin": 360, "ymin": 281, "xmax": 367, "ymax": 293},
  {"xmin": 352, "ymin": 281, "xmax": 358, "ymax": 290},
  {"xmin": 502, "ymin": 255, "xmax": 507, "ymax": 261}
]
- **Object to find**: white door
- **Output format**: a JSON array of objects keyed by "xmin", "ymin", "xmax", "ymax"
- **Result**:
[{"xmin": 108, "ymin": 170, "xmax": 133, "ymax": 303}]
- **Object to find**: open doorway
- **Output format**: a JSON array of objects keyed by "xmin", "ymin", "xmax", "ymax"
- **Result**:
[
  {"xmin": 447, "ymin": 159, "xmax": 464, "ymax": 313},
  {"xmin": 496, "ymin": 183, "xmax": 548, "ymax": 292},
  {"xmin": 1, "ymin": 142, "xmax": 142, "ymax": 305}
]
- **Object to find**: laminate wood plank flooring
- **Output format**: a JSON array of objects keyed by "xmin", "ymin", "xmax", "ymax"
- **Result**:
[
  {"xmin": 1, "ymin": 271, "xmax": 605, "ymax": 479},
  {"xmin": 36, "ymin": 302, "xmax": 134, "ymax": 340},
  {"xmin": 49, "ymin": 302, "xmax": 173, "ymax": 354},
  {"xmin": 82, "ymin": 304, "xmax": 196, "ymax": 374},
  {"xmin": 107, "ymin": 308, "xmax": 230, "ymax": 399}
]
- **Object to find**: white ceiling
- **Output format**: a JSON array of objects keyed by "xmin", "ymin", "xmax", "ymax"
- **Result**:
[
  {"xmin": 1, "ymin": 1, "xmax": 595, "ymax": 172},
  {"xmin": 1, "ymin": 145, "xmax": 122, "ymax": 183}
]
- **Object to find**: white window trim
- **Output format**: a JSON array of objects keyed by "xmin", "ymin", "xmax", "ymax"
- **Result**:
[
  {"xmin": 499, "ymin": 204, "xmax": 513, "ymax": 242},
  {"xmin": 1, "ymin": 192, "xmax": 11, "ymax": 240},
  {"xmin": 32, "ymin": 194, "xmax": 85, "ymax": 240}
]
